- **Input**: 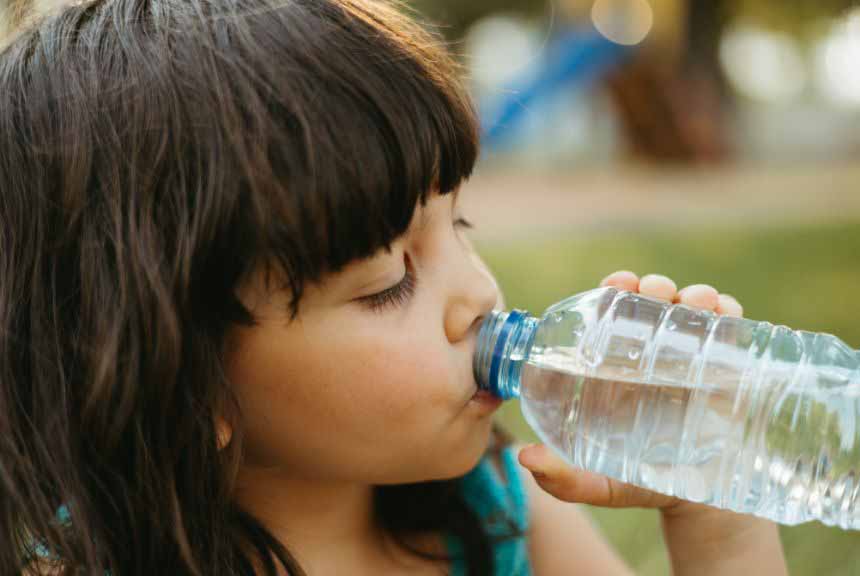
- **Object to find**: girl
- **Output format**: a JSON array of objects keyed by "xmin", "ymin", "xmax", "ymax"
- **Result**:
[{"xmin": 0, "ymin": 0, "xmax": 787, "ymax": 574}]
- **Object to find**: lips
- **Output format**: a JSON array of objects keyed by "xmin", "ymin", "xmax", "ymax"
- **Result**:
[
  {"xmin": 466, "ymin": 340, "xmax": 499, "ymax": 406},
  {"xmin": 469, "ymin": 388, "xmax": 503, "ymax": 410}
]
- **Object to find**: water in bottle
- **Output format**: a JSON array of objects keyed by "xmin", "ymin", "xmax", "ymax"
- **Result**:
[{"xmin": 474, "ymin": 286, "xmax": 860, "ymax": 529}]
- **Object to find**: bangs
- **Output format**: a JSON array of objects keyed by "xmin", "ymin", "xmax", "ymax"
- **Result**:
[
  {"xmin": 227, "ymin": 0, "xmax": 480, "ymax": 307},
  {"xmin": 1, "ymin": 0, "xmax": 479, "ymax": 324}
]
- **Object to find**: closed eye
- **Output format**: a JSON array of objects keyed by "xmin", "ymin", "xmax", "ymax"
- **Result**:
[
  {"xmin": 454, "ymin": 217, "xmax": 473, "ymax": 229},
  {"xmin": 358, "ymin": 255, "xmax": 417, "ymax": 313}
]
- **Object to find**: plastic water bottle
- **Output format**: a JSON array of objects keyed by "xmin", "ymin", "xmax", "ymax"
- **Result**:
[{"xmin": 474, "ymin": 286, "xmax": 860, "ymax": 529}]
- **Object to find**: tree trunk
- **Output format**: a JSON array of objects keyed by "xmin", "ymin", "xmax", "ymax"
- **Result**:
[{"xmin": 605, "ymin": 0, "xmax": 732, "ymax": 164}]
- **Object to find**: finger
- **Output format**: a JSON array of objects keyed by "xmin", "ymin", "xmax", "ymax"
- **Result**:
[
  {"xmin": 638, "ymin": 274, "xmax": 678, "ymax": 302},
  {"xmin": 519, "ymin": 443, "xmax": 600, "ymax": 503},
  {"xmin": 716, "ymin": 294, "xmax": 743, "ymax": 317},
  {"xmin": 599, "ymin": 270, "xmax": 639, "ymax": 292},
  {"xmin": 518, "ymin": 444, "xmax": 679, "ymax": 509},
  {"xmin": 673, "ymin": 284, "xmax": 719, "ymax": 311}
]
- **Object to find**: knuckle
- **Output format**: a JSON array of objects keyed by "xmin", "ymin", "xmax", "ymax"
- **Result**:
[{"xmin": 605, "ymin": 476, "xmax": 619, "ymax": 505}]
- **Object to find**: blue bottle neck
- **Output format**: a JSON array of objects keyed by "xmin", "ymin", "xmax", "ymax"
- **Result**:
[{"xmin": 474, "ymin": 309, "xmax": 539, "ymax": 400}]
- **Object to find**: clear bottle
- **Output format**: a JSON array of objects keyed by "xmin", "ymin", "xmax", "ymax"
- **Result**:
[{"xmin": 474, "ymin": 286, "xmax": 860, "ymax": 529}]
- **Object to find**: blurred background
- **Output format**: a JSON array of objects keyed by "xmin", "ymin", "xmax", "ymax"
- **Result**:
[
  {"xmin": 2, "ymin": 0, "xmax": 860, "ymax": 573},
  {"xmin": 410, "ymin": 0, "xmax": 860, "ymax": 573}
]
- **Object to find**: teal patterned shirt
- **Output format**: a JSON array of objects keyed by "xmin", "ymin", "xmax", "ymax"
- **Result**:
[{"xmin": 446, "ymin": 444, "xmax": 533, "ymax": 575}]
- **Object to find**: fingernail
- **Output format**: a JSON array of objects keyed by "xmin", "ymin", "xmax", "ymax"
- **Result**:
[
  {"xmin": 719, "ymin": 294, "xmax": 744, "ymax": 317},
  {"xmin": 642, "ymin": 273, "xmax": 670, "ymax": 283},
  {"xmin": 689, "ymin": 283, "xmax": 718, "ymax": 294}
]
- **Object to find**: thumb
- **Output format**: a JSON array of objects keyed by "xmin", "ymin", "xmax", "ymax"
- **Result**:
[{"xmin": 518, "ymin": 443, "xmax": 680, "ymax": 509}]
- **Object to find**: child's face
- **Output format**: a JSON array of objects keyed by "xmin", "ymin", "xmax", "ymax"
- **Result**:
[{"xmin": 224, "ymin": 190, "xmax": 503, "ymax": 484}]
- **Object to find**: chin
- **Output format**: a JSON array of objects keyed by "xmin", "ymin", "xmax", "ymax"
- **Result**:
[{"xmin": 436, "ymin": 420, "xmax": 495, "ymax": 479}]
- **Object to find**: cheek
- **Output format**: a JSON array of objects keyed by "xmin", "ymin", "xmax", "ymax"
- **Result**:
[
  {"xmin": 347, "ymin": 331, "xmax": 455, "ymax": 416},
  {"xmin": 229, "ymin": 319, "xmax": 458, "ymax": 469}
]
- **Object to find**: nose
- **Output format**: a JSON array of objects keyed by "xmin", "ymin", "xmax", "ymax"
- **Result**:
[{"xmin": 443, "ymin": 249, "xmax": 502, "ymax": 345}]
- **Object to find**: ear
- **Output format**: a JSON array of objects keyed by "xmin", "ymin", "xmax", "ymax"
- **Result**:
[{"xmin": 215, "ymin": 416, "xmax": 233, "ymax": 451}]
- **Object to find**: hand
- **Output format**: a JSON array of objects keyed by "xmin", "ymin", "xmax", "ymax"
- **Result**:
[
  {"xmin": 599, "ymin": 270, "xmax": 743, "ymax": 317},
  {"xmin": 518, "ymin": 270, "xmax": 742, "ymax": 511},
  {"xmin": 517, "ymin": 270, "xmax": 787, "ymax": 575}
]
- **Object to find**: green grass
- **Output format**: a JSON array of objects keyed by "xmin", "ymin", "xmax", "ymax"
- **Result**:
[{"xmin": 478, "ymin": 221, "xmax": 860, "ymax": 575}]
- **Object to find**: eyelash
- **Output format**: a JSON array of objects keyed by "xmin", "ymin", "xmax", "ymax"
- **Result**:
[
  {"xmin": 359, "ymin": 217, "xmax": 474, "ymax": 313},
  {"xmin": 361, "ymin": 266, "xmax": 417, "ymax": 313},
  {"xmin": 454, "ymin": 217, "xmax": 473, "ymax": 230}
]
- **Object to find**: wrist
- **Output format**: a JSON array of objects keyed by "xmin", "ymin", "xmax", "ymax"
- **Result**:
[
  {"xmin": 661, "ymin": 502, "xmax": 761, "ymax": 543},
  {"xmin": 661, "ymin": 502, "xmax": 775, "ymax": 548},
  {"xmin": 660, "ymin": 504, "xmax": 787, "ymax": 576}
]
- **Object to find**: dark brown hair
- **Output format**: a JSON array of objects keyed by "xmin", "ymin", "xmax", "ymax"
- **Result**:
[{"xmin": 0, "ymin": 0, "xmax": 521, "ymax": 574}]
